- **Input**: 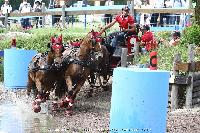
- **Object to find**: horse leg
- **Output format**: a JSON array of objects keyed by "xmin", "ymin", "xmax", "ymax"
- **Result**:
[
  {"xmin": 60, "ymin": 76, "xmax": 73, "ymax": 109},
  {"xmin": 65, "ymin": 79, "xmax": 86, "ymax": 115},
  {"xmin": 27, "ymin": 73, "xmax": 34, "ymax": 96},
  {"xmin": 102, "ymin": 71, "xmax": 110, "ymax": 91},
  {"xmin": 32, "ymin": 77, "xmax": 44, "ymax": 113},
  {"xmin": 35, "ymin": 77, "xmax": 46, "ymax": 101},
  {"xmin": 87, "ymin": 72, "xmax": 95, "ymax": 98},
  {"xmin": 55, "ymin": 78, "xmax": 67, "ymax": 99}
]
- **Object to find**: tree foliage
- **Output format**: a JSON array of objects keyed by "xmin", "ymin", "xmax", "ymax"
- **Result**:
[{"xmin": 195, "ymin": 0, "xmax": 200, "ymax": 25}]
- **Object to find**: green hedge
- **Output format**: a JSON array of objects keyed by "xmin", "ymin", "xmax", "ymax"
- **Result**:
[{"xmin": 0, "ymin": 28, "xmax": 87, "ymax": 53}]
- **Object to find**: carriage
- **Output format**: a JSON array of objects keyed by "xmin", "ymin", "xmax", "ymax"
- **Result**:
[{"xmin": 27, "ymin": 30, "xmax": 140, "ymax": 114}]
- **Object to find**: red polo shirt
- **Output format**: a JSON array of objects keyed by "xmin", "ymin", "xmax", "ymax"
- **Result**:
[
  {"xmin": 141, "ymin": 31, "xmax": 158, "ymax": 51},
  {"xmin": 115, "ymin": 15, "xmax": 134, "ymax": 29}
]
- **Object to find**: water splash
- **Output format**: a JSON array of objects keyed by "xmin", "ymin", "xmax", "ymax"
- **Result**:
[{"xmin": 0, "ymin": 87, "xmax": 57, "ymax": 133}]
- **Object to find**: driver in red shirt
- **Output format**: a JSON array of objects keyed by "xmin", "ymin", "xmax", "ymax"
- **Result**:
[{"xmin": 99, "ymin": 6, "xmax": 136, "ymax": 55}]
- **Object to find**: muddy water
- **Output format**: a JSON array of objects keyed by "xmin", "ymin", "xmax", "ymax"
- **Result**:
[{"xmin": 0, "ymin": 89, "xmax": 58, "ymax": 133}]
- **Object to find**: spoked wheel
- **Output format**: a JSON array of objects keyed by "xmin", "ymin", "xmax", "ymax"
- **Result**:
[{"xmin": 88, "ymin": 72, "xmax": 102, "ymax": 88}]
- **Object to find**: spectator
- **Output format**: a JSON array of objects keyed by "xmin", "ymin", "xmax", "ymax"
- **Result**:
[
  {"xmin": 169, "ymin": 31, "xmax": 181, "ymax": 46},
  {"xmin": 52, "ymin": 0, "xmax": 61, "ymax": 26},
  {"xmin": 0, "ymin": 0, "xmax": 12, "ymax": 26},
  {"xmin": 104, "ymin": 0, "xmax": 114, "ymax": 25},
  {"xmin": 19, "ymin": 0, "xmax": 32, "ymax": 29},
  {"xmin": 134, "ymin": 0, "xmax": 142, "ymax": 24},
  {"xmin": 33, "ymin": 0, "xmax": 42, "ymax": 28},
  {"xmin": 140, "ymin": 0, "xmax": 152, "ymax": 25},
  {"xmin": 163, "ymin": 0, "xmax": 172, "ymax": 26},
  {"xmin": 170, "ymin": 0, "xmax": 186, "ymax": 25},
  {"xmin": 140, "ymin": 25, "xmax": 158, "ymax": 52},
  {"xmin": 150, "ymin": 0, "xmax": 164, "ymax": 27}
]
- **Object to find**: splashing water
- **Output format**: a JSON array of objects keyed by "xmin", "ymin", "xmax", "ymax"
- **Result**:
[{"xmin": 0, "ymin": 86, "xmax": 58, "ymax": 133}]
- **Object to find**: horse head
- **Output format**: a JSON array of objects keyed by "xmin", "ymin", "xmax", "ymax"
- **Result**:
[
  {"xmin": 78, "ymin": 30, "xmax": 103, "ymax": 60},
  {"xmin": 47, "ymin": 35, "xmax": 65, "ymax": 65}
]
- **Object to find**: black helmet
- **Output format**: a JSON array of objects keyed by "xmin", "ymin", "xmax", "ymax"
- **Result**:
[
  {"xmin": 122, "ymin": 6, "xmax": 130, "ymax": 11},
  {"xmin": 173, "ymin": 31, "xmax": 181, "ymax": 38},
  {"xmin": 141, "ymin": 25, "xmax": 150, "ymax": 31},
  {"xmin": 35, "ymin": 0, "xmax": 42, "ymax": 5}
]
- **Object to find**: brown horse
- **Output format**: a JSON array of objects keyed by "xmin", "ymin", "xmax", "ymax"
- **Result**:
[
  {"xmin": 61, "ymin": 30, "xmax": 103, "ymax": 114},
  {"xmin": 27, "ymin": 36, "xmax": 65, "ymax": 113},
  {"xmin": 87, "ymin": 44, "xmax": 111, "ymax": 97}
]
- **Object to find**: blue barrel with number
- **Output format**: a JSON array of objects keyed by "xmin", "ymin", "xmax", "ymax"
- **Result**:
[
  {"xmin": 4, "ymin": 49, "xmax": 37, "ymax": 89},
  {"xmin": 110, "ymin": 67, "xmax": 170, "ymax": 133}
]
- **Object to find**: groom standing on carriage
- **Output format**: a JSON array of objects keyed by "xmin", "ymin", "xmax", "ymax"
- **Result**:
[{"xmin": 99, "ymin": 5, "xmax": 136, "ymax": 56}]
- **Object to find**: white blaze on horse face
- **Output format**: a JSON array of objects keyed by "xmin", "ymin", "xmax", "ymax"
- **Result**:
[
  {"xmin": 54, "ymin": 57, "xmax": 62, "ymax": 64},
  {"xmin": 54, "ymin": 48, "xmax": 63, "ymax": 57}
]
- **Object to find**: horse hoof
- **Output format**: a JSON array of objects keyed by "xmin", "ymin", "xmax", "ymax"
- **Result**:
[
  {"xmin": 33, "ymin": 104, "xmax": 41, "ymax": 113},
  {"xmin": 35, "ymin": 98, "xmax": 42, "ymax": 105},
  {"xmin": 32, "ymin": 100, "xmax": 37, "ymax": 106},
  {"xmin": 36, "ymin": 94, "xmax": 42, "ymax": 99},
  {"xmin": 65, "ymin": 110, "xmax": 72, "ymax": 116},
  {"xmin": 52, "ymin": 101, "xmax": 59, "ymax": 111},
  {"xmin": 59, "ymin": 100, "xmax": 68, "ymax": 108}
]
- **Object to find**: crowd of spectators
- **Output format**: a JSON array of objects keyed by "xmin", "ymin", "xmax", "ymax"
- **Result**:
[
  {"xmin": 0, "ymin": 0, "xmax": 192, "ymax": 29},
  {"xmin": 133, "ymin": 0, "xmax": 191, "ymax": 27},
  {"xmin": 0, "ymin": 0, "xmax": 43, "ymax": 29}
]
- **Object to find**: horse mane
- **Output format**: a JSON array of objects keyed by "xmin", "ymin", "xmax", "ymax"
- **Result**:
[{"xmin": 76, "ymin": 32, "xmax": 95, "ymax": 60}]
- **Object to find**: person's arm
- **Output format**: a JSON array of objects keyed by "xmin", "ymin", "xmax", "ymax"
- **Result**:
[
  {"xmin": 19, "ymin": 3, "xmax": 23, "ymax": 12},
  {"xmin": 1, "ymin": 5, "xmax": 3, "ymax": 11},
  {"xmin": 9, "ymin": 5, "xmax": 12, "ymax": 13},
  {"xmin": 99, "ymin": 19, "xmax": 117, "ymax": 35}
]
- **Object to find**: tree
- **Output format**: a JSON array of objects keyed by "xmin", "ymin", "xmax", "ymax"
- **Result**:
[{"xmin": 195, "ymin": 0, "xmax": 200, "ymax": 25}]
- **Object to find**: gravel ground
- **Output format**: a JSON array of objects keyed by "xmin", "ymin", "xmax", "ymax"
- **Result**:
[{"xmin": 1, "ymin": 83, "xmax": 200, "ymax": 133}]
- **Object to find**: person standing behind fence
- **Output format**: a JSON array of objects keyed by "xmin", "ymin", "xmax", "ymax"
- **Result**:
[
  {"xmin": 134, "ymin": 0, "xmax": 142, "ymax": 24},
  {"xmin": 163, "ymin": 0, "xmax": 172, "ymax": 26},
  {"xmin": 19, "ymin": 0, "xmax": 32, "ymax": 29},
  {"xmin": 104, "ymin": 0, "xmax": 114, "ymax": 25},
  {"xmin": 52, "ymin": 0, "xmax": 61, "ymax": 26},
  {"xmin": 149, "ymin": 0, "xmax": 164, "ymax": 27},
  {"xmin": 33, "ymin": 0, "xmax": 42, "ymax": 28},
  {"xmin": 0, "ymin": 0, "xmax": 12, "ymax": 26},
  {"xmin": 140, "ymin": 0, "xmax": 152, "ymax": 26},
  {"xmin": 170, "ymin": 0, "xmax": 186, "ymax": 25}
]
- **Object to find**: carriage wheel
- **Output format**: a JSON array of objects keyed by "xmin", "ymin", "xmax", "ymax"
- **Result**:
[{"xmin": 88, "ymin": 72, "xmax": 102, "ymax": 88}]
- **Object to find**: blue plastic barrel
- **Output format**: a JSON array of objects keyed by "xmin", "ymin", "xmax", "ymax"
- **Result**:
[
  {"xmin": 0, "ymin": 50, "xmax": 4, "ymax": 57},
  {"xmin": 110, "ymin": 68, "xmax": 170, "ymax": 133},
  {"xmin": 4, "ymin": 49, "xmax": 37, "ymax": 89},
  {"xmin": 0, "ymin": 50, "xmax": 4, "ymax": 64}
]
